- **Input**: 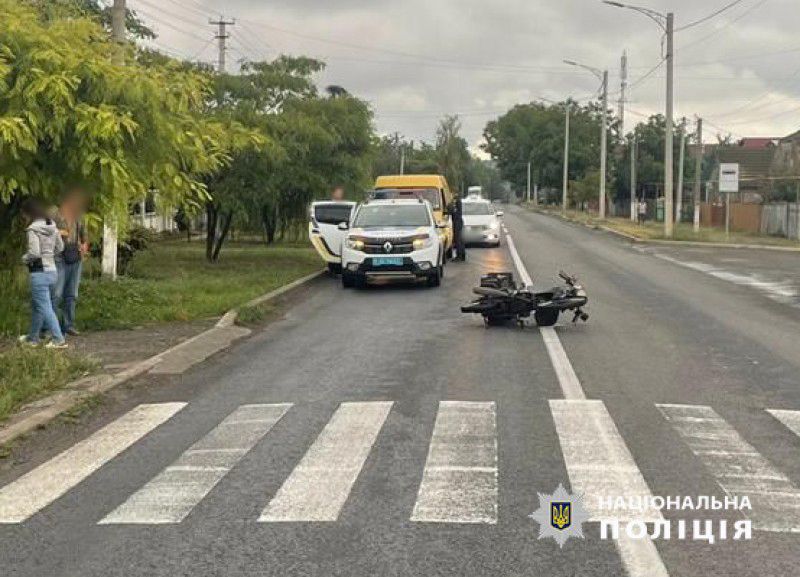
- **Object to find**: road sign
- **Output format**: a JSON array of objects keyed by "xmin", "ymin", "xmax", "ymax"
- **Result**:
[{"xmin": 719, "ymin": 163, "xmax": 740, "ymax": 193}]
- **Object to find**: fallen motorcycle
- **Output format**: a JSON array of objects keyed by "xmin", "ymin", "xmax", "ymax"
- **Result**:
[{"xmin": 460, "ymin": 271, "xmax": 589, "ymax": 327}]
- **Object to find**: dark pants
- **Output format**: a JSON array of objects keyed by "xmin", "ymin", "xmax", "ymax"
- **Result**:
[
  {"xmin": 453, "ymin": 228, "xmax": 466, "ymax": 261},
  {"xmin": 53, "ymin": 259, "xmax": 82, "ymax": 332}
]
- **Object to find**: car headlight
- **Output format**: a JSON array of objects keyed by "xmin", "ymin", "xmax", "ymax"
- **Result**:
[
  {"xmin": 346, "ymin": 236, "xmax": 365, "ymax": 250},
  {"xmin": 412, "ymin": 234, "xmax": 433, "ymax": 250}
]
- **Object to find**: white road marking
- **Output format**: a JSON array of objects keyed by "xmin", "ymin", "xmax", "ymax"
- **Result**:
[
  {"xmin": 551, "ymin": 400, "xmax": 663, "ymax": 522},
  {"xmin": 652, "ymin": 253, "xmax": 799, "ymax": 307},
  {"xmin": 504, "ymin": 234, "xmax": 533, "ymax": 288},
  {"xmin": 259, "ymin": 401, "xmax": 392, "ymax": 522},
  {"xmin": 411, "ymin": 401, "xmax": 497, "ymax": 524},
  {"xmin": 768, "ymin": 409, "xmax": 800, "ymax": 438},
  {"xmin": 658, "ymin": 404, "xmax": 800, "ymax": 532},
  {"xmin": 100, "ymin": 404, "xmax": 291, "ymax": 524},
  {"xmin": 0, "ymin": 403, "xmax": 186, "ymax": 523},
  {"xmin": 505, "ymin": 222, "xmax": 670, "ymax": 576},
  {"xmin": 539, "ymin": 327, "xmax": 586, "ymax": 400}
]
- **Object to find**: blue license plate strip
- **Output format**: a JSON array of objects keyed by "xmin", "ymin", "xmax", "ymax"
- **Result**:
[{"xmin": 373, "ymin": 257, "xmax": 404, "ymax": 266}]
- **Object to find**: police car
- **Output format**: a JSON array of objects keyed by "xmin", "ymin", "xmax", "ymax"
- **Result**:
[{"xmin": 340, "ymin": 198, "xmax": 446, "ymax": 288}]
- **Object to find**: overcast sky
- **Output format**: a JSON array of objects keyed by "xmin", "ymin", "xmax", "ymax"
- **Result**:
[{"xmin": 130, "ymin": 0, "xmax": 800, "ymax": 150}]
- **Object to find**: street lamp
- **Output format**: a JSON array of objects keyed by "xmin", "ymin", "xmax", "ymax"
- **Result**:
[
  {"xmin": 603, "ymin": 0, "xmax": 675, "ymax": 237},
  {"xmin": 564, "ymin": 60, "xmax": 608, "ymax": 219}
]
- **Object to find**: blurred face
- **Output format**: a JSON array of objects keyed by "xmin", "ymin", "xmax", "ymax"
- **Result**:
[{"xmin": 332, "ymin": 187, "xmax": 345, "ymax": 201}]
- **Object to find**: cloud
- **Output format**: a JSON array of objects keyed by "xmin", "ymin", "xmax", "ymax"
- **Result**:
[{"xmin": 135, "ymin": 0, "xmax": 800, "ymax": 144}]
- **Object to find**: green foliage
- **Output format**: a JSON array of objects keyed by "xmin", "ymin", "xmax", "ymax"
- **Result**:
[
  {"xmin": 0, "ymin": 0, "xmax": 249, "ymax": 262},
  {"xmin": 483, "ymin": 100, "xmax": 619, "ymax": 193},
  {"xmin": 204, "ymin": 57, "xmax": 375, "ymax": 258},
  {"xmin": 0, "ymin": 240, "xmax": 321, "ymax": 335},
  {"xmin": 436, "ymin": 115, "xmax": 471, "ymax": 194},
  {"xmin": 0, "ymin": 346, "xmax": 98, "ymax": 422}
]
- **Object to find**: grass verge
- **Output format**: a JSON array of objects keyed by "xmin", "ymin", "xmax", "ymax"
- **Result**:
[
  {"xmin": 535, "ymin": 207, "xmax": 800, "ymax": 248},
  {"xmin": 1, "ymin": 240, "xmax": 321, "ymax": 335},
  {"xmin": 0, "ymin": 347, "xmax": 99, "ymax": 422}
]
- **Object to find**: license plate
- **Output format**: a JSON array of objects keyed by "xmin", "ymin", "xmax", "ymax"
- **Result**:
[{"xmin": 372, "ymin": 257, "xmax": 403, "ymax": 267}]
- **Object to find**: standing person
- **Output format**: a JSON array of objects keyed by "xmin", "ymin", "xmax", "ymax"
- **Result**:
[
  {"xmin": 452, "ymin": 194, "xmax": 466, "ymax": 261},
  {"xmin": 19, "ymin": 198, "xmax": 67, "ymax": 349},
  {"xmin": 637, "ymin": 198, "xmax": 648, "ymax": 225},
  {"xmin": 53, "ymin": 191, "xmax": 88, "ymax": 336}
]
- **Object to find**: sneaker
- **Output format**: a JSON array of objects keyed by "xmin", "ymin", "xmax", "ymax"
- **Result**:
[
  {"xmin": 45, "ymin": 341, "xmax": 68, "ymax": 350},
  {"xmin": 65, "ymin": 328, "xmax": 81, "ymax": 337},
  {"xmin": 17, "ymin": 336, "xmax": 38, "ymax": 347}
]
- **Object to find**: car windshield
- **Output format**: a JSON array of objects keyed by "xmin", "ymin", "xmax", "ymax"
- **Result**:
[
  {"xmin": 353, "ymin": 204, "xmax": 431, "ymax": 228},
  {"xmin": 372, "ymin": 188, "xmax": 441, "ymax": 210},
  {"xmin": 463, "ymin": 202, "xmax": 493, "ymax": 216},
  {"xmin": 314, "ymin": 204, "xmax": 352, "ymax": 225}
]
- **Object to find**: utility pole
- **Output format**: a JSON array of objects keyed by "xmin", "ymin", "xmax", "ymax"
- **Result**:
[
  {"xmin": 600, "ymin": 69, "xmax": 609, "ymax": 219},
  {"xmin": 630, "ymin": 135, "xmax": 637, "ymax": 222},
  {"xmin": 400, "ymin": 146, "xmax": 405, "ymax": 175},
  {"xmin": 526, "ymin": 161, "xmax": 532, "ymax": 204},
  {"xmin": 562, "ymin": 103, "xmax": 570, "ymax": 215},
  {"xmin": 664, "ymin": 11, "xmax": 675, "ymax": 237},
  {"xmin": 210, "ymin": 17, "xmax": 235, "ymax": 73},
  {"xmin": 693, "ymin": 118, "xmax": 703, "ymax": 233},
  {"xmin": 619, "ymin": 50, "xmax": 627, "ymax": 133},
  {"xmin": 102, "ymin": 0, "xmax": 126, "ymax": 280},
  {"xmin": 676, "ymin": 121, "xmax": 686, "ymax": 223}
]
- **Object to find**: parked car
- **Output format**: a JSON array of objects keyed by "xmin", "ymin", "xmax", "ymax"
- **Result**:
[
  {"xmin": 461, "ymin": 198, "xmax": 502, "ymax": 247},
  {"xmin": 309, "ymin": 201, "xmax": 356, "ymax": 273},
  {"xmin": 340, "ymin": 198, "xmax": 446, "ymax": 288}
]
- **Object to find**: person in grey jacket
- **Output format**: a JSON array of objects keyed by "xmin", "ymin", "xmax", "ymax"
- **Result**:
[{"xmin": 19, "ymin": 199, "xmax": 67, "ymax": 348}]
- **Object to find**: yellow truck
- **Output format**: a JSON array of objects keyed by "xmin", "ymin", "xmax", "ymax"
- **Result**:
[{"xmin": 373, "ymin": 175, "xmax": 454, "ymax": 255}]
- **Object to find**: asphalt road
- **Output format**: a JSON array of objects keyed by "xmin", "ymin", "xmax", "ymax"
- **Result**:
[{"xmin": 1, "ymin": 205, "xmax": 799, "ymax": 577}]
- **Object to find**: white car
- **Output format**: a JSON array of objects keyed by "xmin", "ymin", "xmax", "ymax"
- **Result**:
[
  {"xmin": 309, "ymin": 201, "xmax": 356, "ymax": 273},
  {"xmin": 340, "ymin": 198, "xmax": 446, "ymax": 288},
  {"xmin": 461, "ymin": 198, "xmax": 503, "ymax": 246}
]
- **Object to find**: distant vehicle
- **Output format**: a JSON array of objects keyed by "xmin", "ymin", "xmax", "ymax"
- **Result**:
[
  {"xmin": 373, "ymin": 174, "xmax": 454, "ymax": 257},
  {"xmin": 461, "ymin": 197, "xmax": 503, "ymax": 247},
  {"xmin": 308, "ymin": 200, "xmax": 356, "ymax": 274},
  {"xmin": 467, "ymin": 186, "xmax": 483, "ymax": 198},
  {"xmin": 340, "ymin": 198, "xmax": 446, "ymax": 288}
]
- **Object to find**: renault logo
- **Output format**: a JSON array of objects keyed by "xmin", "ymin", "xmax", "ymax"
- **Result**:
[{"xmin": 383, "ymin": 241, "xmax": 393, "ymax": 253}]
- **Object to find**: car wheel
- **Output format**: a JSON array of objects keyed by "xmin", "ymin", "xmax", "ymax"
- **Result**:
[
  {"xmin": 534, "ymin": 308, "xmax": 559, "ymax": 327},
  {"xmin": 342, "ymin": 273, "xmax": 355, "ymax": 288},
  {"xmin": 328, "ymin": 263, "xmax": 342, "ymax": 275}
]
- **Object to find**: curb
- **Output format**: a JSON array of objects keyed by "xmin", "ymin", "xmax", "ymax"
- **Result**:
[
  {"xmin": 533, "ymin": 209, "xmax": 800, "ymax": 253},
  {"xmin": 0, "ymin": 269, "xmax": 326, "ymax": 447}
]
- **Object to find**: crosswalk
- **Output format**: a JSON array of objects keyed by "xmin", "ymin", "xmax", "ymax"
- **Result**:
[{"xmin": 1, "ymin": 400, "xmax": 799, "ymax": 533}]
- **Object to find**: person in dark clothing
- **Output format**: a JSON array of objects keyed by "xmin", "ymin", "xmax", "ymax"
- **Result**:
[
  {"xmin": 53, "ymin": 190, "xmax": 88, "ymax": 336},
  {"xmin": 451, "ymin": 195, "xmax": 466, "ymax": 261}
]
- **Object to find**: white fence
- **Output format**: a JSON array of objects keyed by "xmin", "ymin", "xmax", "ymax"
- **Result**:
[{"xmin": 761, "ymin": 203, "xmax": 800, "ymax": 240}]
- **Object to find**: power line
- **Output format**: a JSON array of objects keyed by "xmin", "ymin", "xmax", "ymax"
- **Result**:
[
  {"xmin": 675, "ymin": 0, "xmax": 747, "ymax": 31},
  {"xmin": 677, "ymin": 0, "xmax": 769, "ymax": 52}
]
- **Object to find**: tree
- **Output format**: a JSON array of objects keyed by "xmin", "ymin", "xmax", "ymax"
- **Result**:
[
  {"xmin": 27, "ymin": 0, "xmax": 155, "ymax": 39},
  {"xmin": 0, "ymin": 1, "xmax": 246, "ymax": 268},
  {"xmin": 483, "ymin": 100, "xmax": 619, "ymax": 196},
  {"xmin": 436, "ymin": 115, "xmax": 471, "ymax": 195},
  {"xmin": 204, "ymin": 57, "xmax": 374, "ymax": 259}
]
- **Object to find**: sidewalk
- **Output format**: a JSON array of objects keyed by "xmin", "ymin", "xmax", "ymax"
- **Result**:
[{"xmin": 0, "ymin": 269, "xmax": 325, "ymax": 446}]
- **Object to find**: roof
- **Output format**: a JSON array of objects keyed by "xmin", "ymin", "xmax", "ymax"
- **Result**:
[
  {"xmin": 717, "ymin": 147, "xmax": 776, "ymax": 180},
  {"xmin": 374, "ymin": 175, "xmax": 449, "ymax": 189},
  {"xmin": 737, "ymin": 137, "xmax": 780, "ymax": 149}
]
